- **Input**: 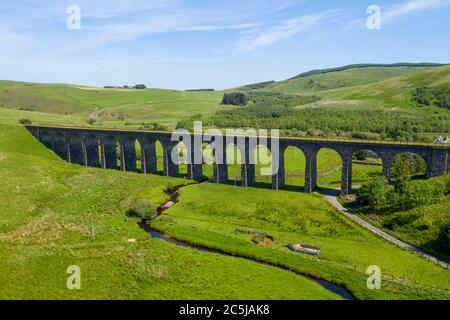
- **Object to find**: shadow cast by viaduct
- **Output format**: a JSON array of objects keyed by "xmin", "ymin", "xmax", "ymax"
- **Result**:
[{"xmin": 27, "ymin": 126, "xmax": 450, "ymax": 195}]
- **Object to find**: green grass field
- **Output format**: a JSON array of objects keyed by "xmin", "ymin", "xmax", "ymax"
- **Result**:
[
  {"xmin": 0, "ymin": 121, "xmax": 342, "ymax": 300},
  {"xmin": 152, "ymin": 183, "xmax": 450, "ymax": 300},
  {"xmin": 1, "ymin": 64, "xmax": 449, "ymax": 300}
]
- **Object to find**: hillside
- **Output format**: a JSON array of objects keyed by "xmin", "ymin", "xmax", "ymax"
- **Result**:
[
  {"xmin": 323, "ymin": 65, "xmax": 450, "ymax": 107},
  {"xmin": 240, "ymin": 63, "xmax": 445, "ymax": 93},
  {"xmin": 0, "ymin": 81, "xmax": 223, "ymax": 127},
  {"xmin": 1, "ymin": 63, "xmax": 449, "ymax": 140}
]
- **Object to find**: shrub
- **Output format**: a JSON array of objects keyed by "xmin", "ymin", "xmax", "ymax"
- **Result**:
[
  {"xmin": 398, "ymin": 180, "xmax": 445, "ymax": 210},
  {"xmin": 127, "ymin": 200, "xmax": 156, "ymax": 220},
  {"xmin": 357, "ymin": 176, "xmax": 392, "ymax": 211},
  {"xmin": 18, "ymin": 118, "xmax": 32, "ymax": 125}
]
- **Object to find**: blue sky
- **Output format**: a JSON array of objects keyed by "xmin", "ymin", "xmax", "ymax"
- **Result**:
[{"xmin": 0, "ymin": 0, "xmax": 449, "ymax": 89}]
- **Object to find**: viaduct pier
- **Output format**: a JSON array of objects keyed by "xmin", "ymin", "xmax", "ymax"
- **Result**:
[{"xmin": 26, "ymin": 125, "xmax": 450, "ymax": 195}]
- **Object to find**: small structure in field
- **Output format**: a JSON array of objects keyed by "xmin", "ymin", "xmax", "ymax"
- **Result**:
[{"xmin": 287, "ymin": 243, "xmax": 321, "ymax": 256}]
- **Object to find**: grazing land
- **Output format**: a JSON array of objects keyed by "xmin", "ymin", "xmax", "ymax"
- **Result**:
[{"xmin": 1, "ymin": 63, "xmax": 449, "ymax": 300}]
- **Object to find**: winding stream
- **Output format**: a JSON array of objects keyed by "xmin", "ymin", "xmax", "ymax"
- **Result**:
[{"xmin": 144, "ymin": 184, "xmax": 355, "ymax": 300}]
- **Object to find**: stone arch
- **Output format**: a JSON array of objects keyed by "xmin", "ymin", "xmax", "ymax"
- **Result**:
[
  {"xmin": 85, "ymin": 134, "xmax": 101, "ymax": 167},
  {"xmin": 153, "ymin": 139, "xmax": 166, "ymax": 174},
  {"xmin": 39, "ymin": 131, "xmax": 53, "ymax": 150},
  {"xmin": 280, "ymin": 145, "xmax": 307, "ymax": 191},
  {"xmin": 316, "ymin": 147, "xmax": 344, "ymax": 191},
  {"xmin": 137, "ymin": 137, "xmax": 157, "ymax": 174},
  {"xmin": 225, "ymin": 138, "xmax": 246, "ymax": 186},
  {"xmin": 389, "ymin": 151, "xmax": 428, "ymax": 180},
  {"xmin": 154, "ymin": 137, "xmax": 178, "ymax": 177},
  {"xmin": 134, "ymin": 138, "xmax": 144, "ymax": 172},
  {"xmin": 205, "ymin": 139, "xmax": 234, "ymax": 184},
  {"xmin": 254, "ymin": 144, "xmax": 273, "ymax": 188},
  {"xmin": 175, "ymin": 140, "xmax": 189, "ymax": 177},
  {"xmin": 351, "ymin": 148, "xmax": 383, "ymax": 187},
  {"xmin": 99, "ymin": 135, "xmax": 119, "ymax": 169},
  {"xmin": 53, "ymin": 132, "xmax": 67, "ymax": 160},
  {"xmin": 199, "ymin": 142, "xmax": 214, "ymax": 180},
  {"xmin": 67, "ymin": 134, "xmax": 84, "ymax": 165},
  {"xmin": 119, "ymin": 136, "xmax": 137, "ymax": 172}
]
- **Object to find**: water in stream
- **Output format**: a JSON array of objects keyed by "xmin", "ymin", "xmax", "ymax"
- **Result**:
[
  {"xmin": 146, "ymin": 183, "xmax": 354, "ymax": 300},
  {"xmin": 149, "ymin": 229, "xmax": 354, "ymax": 300}
]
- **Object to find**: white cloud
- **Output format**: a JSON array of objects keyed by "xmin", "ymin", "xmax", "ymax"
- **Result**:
[
  {"xmin": 342, "ymin": 0, "xmax": 450, "ymax": 30},
  {"xmin": 384, "ymin": 0, "xmax": 450, "ymax": 21},
  {"xmin": 238, "ymin": 10, "xmax": 340, "ymax": 52}
]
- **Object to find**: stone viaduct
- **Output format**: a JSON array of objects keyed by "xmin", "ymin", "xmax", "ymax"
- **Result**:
[{"xmin": 26, "ymin": 125, "xmax": 450, "ymax": 195}]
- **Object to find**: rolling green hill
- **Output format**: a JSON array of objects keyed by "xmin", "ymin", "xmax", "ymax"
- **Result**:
[
  {"xmin": 1, "ymin": 63, "xmax": 449, "ymax": 139},
  {"xmin": 0, "ymin": 81, "xmax": 224, "ymax": 128},
  {"xmin": 240, "ymin": 63, "xmax": 445, "ymax": 93},
  {"xmin": 210, "ymin": 65, "xmax": 450, "ymax": 142}
]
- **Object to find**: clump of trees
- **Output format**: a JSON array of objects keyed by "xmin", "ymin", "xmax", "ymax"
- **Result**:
[
  {"xmin": 412, "ymin": 85, "xmax": 450, "ymax": 109},
  {"xmin": 358, "ymin": 176, "xmax": 393, "ymax": 211},
  {"xmin": 177, "ymin": 90, "xmax": 450, "ymax": 143},
  {"xmin": 390, "ymin": 153, "xmax": 426, "ymax": 179},
  {"xmin": 221, "ymin": 92, "xmax": 248, "ymax": 106},
  {"xmin": 357, "ymin": 176, "xmax": 445, "ymax": 213}
]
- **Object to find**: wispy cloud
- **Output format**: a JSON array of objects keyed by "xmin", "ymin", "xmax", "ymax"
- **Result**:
[
  {"xmin": 384, "ymin": 0, "xmax": 450, "ymax": 21},
  {"xmin": 237, "ymin": 10, "xmax": 341, "ymax": 52},
  {"xmin": 343, "ymin": 0, "xmax": 450, "ymax": 30}
]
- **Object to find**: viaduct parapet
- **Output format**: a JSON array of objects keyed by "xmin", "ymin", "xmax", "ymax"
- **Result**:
[{"xmin": 26, "ymin": 126, "xmax": 450, "ymax": 195}]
